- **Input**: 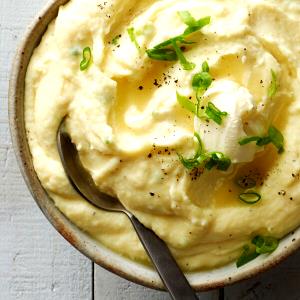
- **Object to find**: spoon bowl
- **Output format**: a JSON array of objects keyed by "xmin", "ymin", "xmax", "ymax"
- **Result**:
[
  {"xmin": 57, "ymin": 120, "xmax": 198, "ymax": 300},
  {"xmin": 57, "ymin": 125, "xmax": 124, "ymax": 213}
]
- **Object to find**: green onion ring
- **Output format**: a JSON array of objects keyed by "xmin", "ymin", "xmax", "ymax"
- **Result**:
[
  {"xmin": 80, "ymin": 47, "xmax": 92, "ymax": 71},
  {"xmin": 239, "ymin": 192, "xmax": 261, "ymax": 204}
]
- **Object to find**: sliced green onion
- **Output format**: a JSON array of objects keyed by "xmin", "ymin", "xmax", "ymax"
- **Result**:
[
  {"xmin": 239, "ymin": 126, "xmax": 284, "ymax": 153},
  {"xmin": 178, "ymin": 153, "xmax": 202, "ymax": 170},
  {"xmin": 215, "ymin": 156, "xmax": 231, "ymax": 171},
  {"xmin": 239, "ymin": 136, "xmax": 260, "ymax": 146},
  {"xmin": 239, "ymin": 136, "xmax": 271, "ymax": 146},
  {"xmin": 178, "ymin": 61, "xmax": 227, "ymax": 124},
  {"xmin": 268, "ymin": 126, "xmax": 284, "ymax": 153},
  {"xmin": 127, "ymin": 27, "xmax": 141, "ymax": 52},
  {"xmin": 202, "ymin": 61, "xmax": 210, "ymax": 73},
  {"xmin": 178, "ymin": 134, "xmax": 231, "ymax": 171},
  {"xmin": 178, "ymin": 11, "xmax": 196, "ymax": 27},
  {"xmin": 256, "ymin": 136, "xmax": 272, "ymax": 146},
  {"xmin": 236, "ymin": 245, "xmax": 260, "ymax": 268},
  {"xmin": 176, "ymin": 92, "xmax": 205, "ymax": 119},
  {"xmin": 178, "ymin": 11, "xmax": 211, "ymax": 35},
  {"xmin": 239, "ymin": 192, "xmax": 261, "ymax": 204},
  {"xmin": 204, "ymin": 158, "xmax": 217, "ymax": 170},
  {"xmin": 205, "ymin": 152, "xmax": 231, "ymax": 171},
  {"xmin": 192, "ymin": 61, "xmax": 227, "ymax": 125},
  {"xmin": 146, "ymin": 48, "xmax": 177, "ymax": 61},
  {"xmin": 176, "ymin": 92, "xmax": 197, "ymax": 115},
  {"xmin": 177, "ymin": 133, "xmax": 205, "ymax": 170},
  {"xmin": 171, "ymin": 40, "xmax": 195, "ymax": 70},
  {"xmin": 268, "ymin": 69, "xmax": 278, "ymax": 98},
  {"xmin": 152, "ymin": 36, "xmax": 185, "ymax": 50},
  {"xmin": 191, "ymin": 61, "xmax": 228, "ymax": 124},
  {"xmin": 237, "ymin": 235, "xmax": 279, "ymax": 268},
  {"xmin": 146, "ymin": 13, "xmax": 210, "ymax": 65},
  {"xmin": 183, "ymin": 16, "xmax": 211, "ymax": 35},
  {"xmin": 195, "ymin": 89, "xmax": 205, "ymax": 117},
  {"xmin": 193, "ymin": 61, "xmax": 212, "ymax": 116},
  {"xmin": 192, "ymin": 71, "xmax": 212, "ymax": 91},
  {"xmin": 147, "ymin": 36, "xmax": 195, "ymax": 69},
  {"xmin": 193, "ymin": 132, "xmax": 204, "ymax": 157},
  {"xmin": 252, "ymin": 236, "xmax": 279, "ymax": 254},
  {"xmin": 80, "ymin": 47, "xmax": 92, "ymax": 71},
  {"xmin": 205, "ymin": 102, "xmax": 228, "ymax": 125}
]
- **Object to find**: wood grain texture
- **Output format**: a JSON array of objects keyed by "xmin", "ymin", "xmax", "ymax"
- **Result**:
[
  {"xmin": 95, "ymin": 251, "xmax": 300, "ymax": 300},
  {"xmin": 94, "ymin": 265, "xmax": 220, "ymax": 300},
  {"xmin": 0, "ymin": 147, "xmax": 92, "ymax": 300},
  {"xmin": 0, "ymin": 1, "xmax": 92, "ymax": 299}
]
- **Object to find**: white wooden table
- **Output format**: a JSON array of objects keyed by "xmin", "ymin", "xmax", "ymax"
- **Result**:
[{"xmin": 1, "ymin": 1, "xmax": 300, "ymax": 299}]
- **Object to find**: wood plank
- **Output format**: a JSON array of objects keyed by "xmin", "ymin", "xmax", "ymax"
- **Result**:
[
  {"xmin": 0, "ymin": 147, "xmax": 92, "ymax": 300},
  {"xmin": 0, "ymin": 0, "xmax": 93, "ymax": 299},
  {"xmin": 94, "ymin": 265, "xmax": 220, "ymax": 300},
  {"xmin": 224, "ymin": 251, "xmax": 300, "ymax": 300}
]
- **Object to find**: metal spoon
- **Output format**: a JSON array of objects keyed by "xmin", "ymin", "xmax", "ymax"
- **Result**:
[{"xmin": 57, "ymin": 121, "xmax": 198, "ymax": 300}]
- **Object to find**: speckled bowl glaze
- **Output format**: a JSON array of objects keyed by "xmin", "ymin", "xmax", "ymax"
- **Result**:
[{"xmin": 8, "ymin": 0, "xmax": 300, "ymax": 291}]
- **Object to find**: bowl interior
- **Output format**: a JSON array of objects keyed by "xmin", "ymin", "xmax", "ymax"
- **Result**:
[{"xmin": 8, "ymin": 0, "xmax": 300, "ymax": 291}]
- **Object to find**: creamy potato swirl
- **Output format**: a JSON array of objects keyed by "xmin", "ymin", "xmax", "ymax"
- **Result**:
[{"xmin": 25, "ymin": 0, "xmax": 300, "ymax": 271}]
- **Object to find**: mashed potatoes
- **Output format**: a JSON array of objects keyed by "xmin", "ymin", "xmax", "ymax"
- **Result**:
[{"xmin": 25, "ymin": 0, "xmax": 300, "ymax": 271}]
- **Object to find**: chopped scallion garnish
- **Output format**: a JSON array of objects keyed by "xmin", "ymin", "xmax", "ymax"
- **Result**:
[
  {"xmin": 177, "ymin": 133, "xmax": 231, "ymax": 171},
  {"xmin": 80, "ymin": 47, "xmax": 92, "ymax": 71},
  {"xmin": 152, "ymin": 35, "xmax": 192, "ymax": 50},
  {"xmin": 193, "ymin": 61, "xmax": 213, "ymax": 115},
  {"xmin": 177, "ymin": 61, "xmax": 227, "ymax": 124},
  {"xmin": 176, "ymin": 92, "xmax": 197, "ymax": 115},
  {"xmin": 146, "ymin": 12, "xmax": 210, "ymax": 69},
  {"xmin": 178, "ymin": 133, "xmax": 205, "ymax": 169},
  {"xmin": 205, "ymin": 152, "xmax": 231, "ymax": 171},
  {"xmin": 127, "ymin": 27, "xmax": 141, "ymax": 52},
  {"xmin": 268, "ymin": 126, "xmax": 284, "ymax": 153},
  {"xmin": 268, "ymin": 69, "xmax": 278, "ymax": 98},
  {"xmin": 239, "ymin": 125, "xmax": 284, "ymax": 153},
  {"xmin": 146, "ymin": 48, "xmax": 177, "ymax": 61},
  {"xmin": 178, "ymin": 11, "xmax": 211, "ymax": 35},
  {"xmin": 236, "ymin": 245, "xmax": 260, "ymax": 268},
  {"xmin": 256, "ymin": 136, "xmax": 272, "ymax": 147},
  {"xmin": 205, "ymin": 102, "xmax": 228, "ymax": 125},
  {"xmin": 183, "ymin": 16, "xmax": 211, "ymax": 36},
  {"xmin": 192, "ymin": 62, "xmax": 228, "ymax": 125},
  {"xmin": 237, "ymin": 235, "xmax": 279, "ymax": 268},
  {"xmin": 239, "ymin": 192, "xmax": 261, "ymax": 204},
  {"xmin": 192, "ymin": 70, "xmax": 212, "ymax": 92},
  {"xmin": 239, "ymin": 136, "xmax": 260, "ymax": 145},
  {"xmin": 201, "ymin": 61, "xmax": 210, "ymax": 73},
  {"xmin": 252, "ymin": 236, "xmax": 279, "ymax": 254},
  {"xmin": 178, "ymin": 11, "xmax": 197, "ymax": 27},
  {"xmin": 171, "ymin": 40, "xmax": 195, "ymax": 70}
]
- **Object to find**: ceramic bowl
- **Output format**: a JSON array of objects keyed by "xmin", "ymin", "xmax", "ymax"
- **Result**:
[{"xmin": 8, "ymin": 0, "xmax": 300, "ymax": 291}]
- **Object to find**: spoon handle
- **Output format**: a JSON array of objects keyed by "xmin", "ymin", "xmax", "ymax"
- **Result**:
[{"xmin": 129, "ymin": 215, "xmax": 198, "ymax": 300}]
